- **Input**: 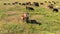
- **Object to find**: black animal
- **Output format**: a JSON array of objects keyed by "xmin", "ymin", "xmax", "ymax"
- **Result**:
[
  {"xmin": 53, "ymin": 8, "xmax": 59, "ymax": 12},
  {"xmin": 3, "ymin": 3, "xmax": 7, "ymax": 5},
  {"xmin": 33, "ymin": 2, "xmax": 39, "ymax": 6},
  {"xmin": 26, "ymin": 6, "xmax": 34, "ymax": 10},
  {"xmin": 48, "ymin": 4, "xmax": 54, "ymax": 9},
  {"xmin": 26, "ymin": 2, "xmax": 31, "ymax": 5},
  {"xmin": 22, "ymin": 3, "xmax": 26, "ymax": 5}
]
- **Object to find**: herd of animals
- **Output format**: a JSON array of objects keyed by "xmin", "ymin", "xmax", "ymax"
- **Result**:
[
  {"xmin": 3, "ymin": 1, "xmax": 60, "ymax": 25},
  {"xmin": 3, "ymin": 1, "xmax": 60, "ymax": 12}
]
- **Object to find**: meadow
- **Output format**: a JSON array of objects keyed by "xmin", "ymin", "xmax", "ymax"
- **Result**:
[{"xmin": 0, "ymin": 0, "xmax": 60, "ymax": 34}]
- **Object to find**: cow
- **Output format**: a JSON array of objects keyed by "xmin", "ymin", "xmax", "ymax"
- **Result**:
[
  {"xmin": 48, "ymin": 4, "xmax": 54, "ymax": 9},
  {"xmin": 21, "ymin": 12, "xmax": 29, "ymax": 23},
  {"xmin": 53, "ymin": 8, "xmax": 59, "ymax": 12},
  {"xmin": 33, "ymin": 2, "xmax": 39, "ymax": 6},
  {"xmin": 26, "ymin": 6, "xmax": 34, "ymax": 10},
  {"xmin": 3, "ymin": 3, "xmax": 7, "ymax": 5}
]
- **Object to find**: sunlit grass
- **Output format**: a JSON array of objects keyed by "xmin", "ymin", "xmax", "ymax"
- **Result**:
[{"xmin": 0, "ymin": 0, "xmax": 60, "ymax": 34}]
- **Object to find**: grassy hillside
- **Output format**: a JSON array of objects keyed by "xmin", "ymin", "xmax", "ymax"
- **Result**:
[{"xmin": 0, "ymin": 0, "xmax": 60, "ymax": 34}]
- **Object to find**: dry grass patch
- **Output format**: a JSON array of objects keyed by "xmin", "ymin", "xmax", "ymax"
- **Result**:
[{"xmin": 0, "ymin": 11, "xmax": 27, "ymax": 23}]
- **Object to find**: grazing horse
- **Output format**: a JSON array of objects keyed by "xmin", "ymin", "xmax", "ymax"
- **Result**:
[{"xmin": 21, "ymin": 12, "xmax": 29, "ymax": 22}]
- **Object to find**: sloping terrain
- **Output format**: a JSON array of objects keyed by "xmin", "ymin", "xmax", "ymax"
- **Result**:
[{"xmin": 0, "ymin": 0, "xmax": 60, "ymax": 34}]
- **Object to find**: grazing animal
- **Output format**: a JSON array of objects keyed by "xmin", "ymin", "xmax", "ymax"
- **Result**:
[
  {"xmin": 21, "ymin": 12, "xmax": 29, "ymax": 22},
  {"xmin": 40, "ymin": 3, "xmax": 44, "ymax": 5},
  {"xmin": 33, "ymin": 2, "xmax": 39, "ymax": 6},
  {"xmin": 53, "ymin": 8, "xmax": 59, "ymax": 12},
  {"xmin": 19, "ymin": 3, "xmax": 21, "ymax": 5},
  {"xmin": 15, "ymin": 2, "xmax": 19, "ymax": 4},
  {"xmin": 48, "ymin": 4, "xmax": 54, "ymax": 9},
  {"xmin": 52, "ymin": 1, "xmax": 56, "ymax": 4},
  {"xmin": 3, "ymin": 3, "xmax": 7, "ymax": 5},
  {"xmin": 22, "ymin": 3, "xmax": 26, "ymax": 5},
  {"xmin": 12, "ymin": 3, "xmax": 15, "ymax": 5},
  {"xmin": 26, "ymin": 6, "xmax": 34, "ymax": 10},
  {"xmin": 26, "ymin": 2, "xmax": 31, "ymax": 5}
]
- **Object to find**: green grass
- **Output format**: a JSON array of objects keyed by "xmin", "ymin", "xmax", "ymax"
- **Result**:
[{"xmin": 0, "ymin": 0, "xmax": 60, "ymax": 34}]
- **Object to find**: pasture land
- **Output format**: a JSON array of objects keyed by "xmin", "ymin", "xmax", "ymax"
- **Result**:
[{"xmin": 0, "ymin": 0, "xmax": 60, "ymax": 34}]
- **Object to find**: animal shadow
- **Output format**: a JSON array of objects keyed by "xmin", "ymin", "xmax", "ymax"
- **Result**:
[{"xmin": 26, "ymin": 20, "xmax": 41, "ymax": 25}]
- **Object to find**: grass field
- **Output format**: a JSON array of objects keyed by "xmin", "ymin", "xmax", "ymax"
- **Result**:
[{"xmin": 0, "ymin": 0, "xmax": 60, "ymax": 34}]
